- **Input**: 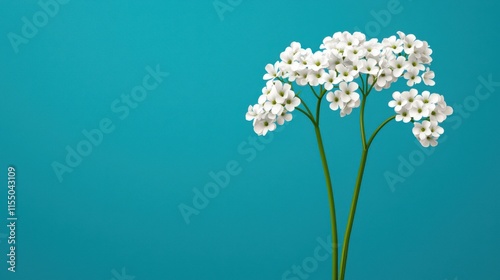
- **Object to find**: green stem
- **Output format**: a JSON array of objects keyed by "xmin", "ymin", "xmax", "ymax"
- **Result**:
[
  {"xmin": 314, "ymin": 124, "xmax": 338, "ymax": 280},
  {"xmin": 296, "ymin": 107, "xmax": 316, "ymax": 125},
  {"xmin": 338, "ymin": 146, "xmax": 369, "ymax": 280},
  {"xmin": 298, "ymin": 96, "xmax": 315, "ymax": 123},
  {"xmin": 316, "ymin": 94, "xmax": 324, "ymax": 126},
  {"xmin": 359, "ymin": 74, "xmax": 365, "ymax": 95},
  {"xmin": 359, "ymin": 97, "xmax": 367, "ymax": 150},
  {"xmin": 310, "ymin": 85, "xmax": 320, "ymax": 99},
  {"xmin": 366, "ymin": 75, "xmax": 377, "ymax": 96},
  {"xmin": 338, "ymin": 101, "xmax": 395, "ymax": 280},
  {"xmin": 367, "ymin": 116, "xmax": 396, "ymax": 149}
]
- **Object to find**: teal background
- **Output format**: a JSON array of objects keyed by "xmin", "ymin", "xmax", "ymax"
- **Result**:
[{"xmin": 0, "ymin": 0, "xmax": 499, "ymax": 279}]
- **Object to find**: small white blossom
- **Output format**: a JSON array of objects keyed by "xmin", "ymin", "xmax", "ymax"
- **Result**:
[
  {"xmin": 284, "ymin": 93, "xmax": 301, "ymax": 112},
  {"xmin": 390, "ymin": 56, "xmax": 408, "ymax": 77},
  {"xmin": 412, "ymin": 121, "xmax": 432, "ymax": 140},
  {"xmin": 383, "ymin": 35, "xmax": 404, "ymax": 53},
  {"xmin": 360, "ymin": 58, "xmax": 379, "ymax": 76},
  {"xmin": 409, "ymin": 101, "xmax": 430, "ymax": 121},
  {"xmin": 341, "ymin": 99, "xmax": 360, "ymax": 117},
  {"xmin": 407, "ymin": 55, "xmax": 425, "ymax": 73},
  {"xmin": 419, "ymin": 135, "xmax": 438, "ymax": 147},
  {"xmin": 402, "ymin": 33, "xmax": 423, "ymax": 54},
  {"xmin": 336, "ymin": 64, "xmax": 357, "ymax": 82},
  {"xmin": 422, "ymin": 67, "xmax": 436, "ymax": 86},
  {"xmin": 254, "ymin": 115, "xmax": 277, "ymax": 136},
  {"xmin": 395, "ymin": 107, "xmax": 412, "ymax": 123},
  {"xmin": 324, "ymin": 70, "xmax": 340, "ymax": 90},
  {"xmin": 307, "ymin": 51, "xmax": 329, "ymax": 71},
  {"xmin": 326, "ymin": 91, "xmax": 343, "ymax": 111},
  {"xmin": 338, "ymin": 82, "xmax": 360, "ymax": 103},
  {"xmin": 404, "ymin": 69, "xmax": 422, "ymax": 86},
  {"xmin": 376, "ymin": 68, "xmax": 394, "ymax": 88},
  {"xmin": 388, "ymin": 91, "xmax": 407, "ymax": 112},
  {"xmin": 429, "ymin": 121, "xmax": 444, "ymax": 138},
  {"xmin": 307, "ymin": 69, "xmax": 328, "ymax": 86},
  {"xmin": 277, "ymin": 111, "xmax": 293, "ymax": 125},
  {"xmin": 263, "ymin": 62, "xmax": 280, "ymax": 80}
]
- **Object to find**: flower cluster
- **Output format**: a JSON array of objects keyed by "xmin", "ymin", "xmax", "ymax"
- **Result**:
[
  {"xmin": 389, "ymin": 89, "xmax": 453, "ymax": 147},
  {"xmin": 245, "ymin": 80, "xmax": 301, "ymax": 135},
  {"xmin": 246, "ymin": 31, "xmax": 452, "ymax": 146}
]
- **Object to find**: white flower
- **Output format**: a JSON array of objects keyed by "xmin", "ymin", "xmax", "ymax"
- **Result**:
[
  {"xmin": 261, "ymin": 80, "xmax": 274, "ymax": 96},
  {"xmin": 307, "ymin": 69, "xmax": 328, "ymax": 86},
  {"xmin": 350, "ymin": 60, "xmax": 365, "ymax": 77},
  {"xmin": 307, "ymin": 51, "xmax": 328, "ymax": 71},
  {"xmin": 382, "ymin": 35, "xmax": 403, "ymax": 53},
  {"xmin": 263, "ymin": 94, "xmax": 284, "ymax": 115},
  {"xmin": 420, "ymin": 90, "xmax": 439, "ymax": 105},
  {"xmin": 402, "ymin": 34, "xmax": 423, "ymax": 54},
  {"xmin": 281, "ymin": 42, "xmax": 302, "ymax": 59},
  {"xmin": 326, "ymin": 91, "xmax": 343, "ymax": 111},
  {"xmin": 409, "ymin": 101, "xmax": 430, "ymax": 121},
  {"xmin": 418, "ymin": 135, "xmax": 438, "ymax": 147},
  {"xmin": 324, "ymin": 70, "xmax": 340, "ymax": 90},
  {"xmin": 263, "ymin": 62, "xmax": 280, "ymax": 80},
  {"xmin": 388, "ymin": 91, "xmax": 408, "ymax": 112},
  {"xmin": 401, "ymin": 89, "xmax": 420, "ymax": 108},
  {"xmin": 245, "ymin": 104, "xmax": 264, "ymax": 121},
  {"xmin": 390, "ymin": 56, "xmax": 408, "ymax": 77},
  {"xmin": 429, "ymin": 121, "xmax": 444, "ymax": 138},
  {"xmin": 295, "ymin": 69, "xmax": 310, "ymax": 86},
  {"xmin": 320, "ymin": 35, "xmax": 335, "ymax": 50},
  {"xmin": 422, "ymin": 67, "xmax": 435, "ymax": 86},
  {"xmin": 340, "ymin": 98, "xmax": 360, "ymax": 117},
  {"xmin": 395, "ymin": 107, "xmax": 412, "ymax": 123},
  {"xmin": 336, "ymin": 64, "xmax": 357, "ymax": 82},
  {"xmin": 360, "ymin": 58, "xmax": 379, "ymax": 76},
  {"xmin": 280, "ymin": 42, "xmax": 302, "ymax": 68},
  {"xmin": 352, "ymin": 31, "xmax": 366, "ymax": 44},
  {"xmin": 412, "ymin": 121, "xmax": 432, "ymax": 140},
  {"xmin": 277, "ymin": 111, "xmax": 293, "ymax": 125},
  {"xmin": 345, "ymin": 46, "xmax": 366, "ymax": 61},
  {"xmin": 327, "ymin": 54, "xmax": 344, "ymax": 70},
  {"xmin": 338, "ymin": 82, "xmax": 360, "ymax": 103},
  {"xmin": 271, "ymin": 80, "xmax": 291, "ymax": 101},
  {"xmin": 342, "ymin": 32, "xmax": 361, "ymax": 47},
  {"xmin": 414, "ymin": 41, "xmax": 433, "ymax": 64},
  {"xmin": 287, "ymin": 69, "xmax": 301, "ymax": 82},
  {"xmin": 283, "ymin": 92, "xmax": 301, "ymax": 111},
  {"xmin": 429, "ymin": 100, "xmax": 453, "ymax": 123},
  {"xmin": 363, "ymin": 38, "xmax": 382, "ymax": 56},
  {"xmin": 404, "ymin": 69, "xmax": 422, "ymax": 86},
  {"xmin": 254, "ymin": 115, "xmax": 277, "ymax": 136},
  {"xmin": 376, "ymin": 68, "xmax": 394, "ymax": 88},
  {"xmin": 279, "ymin": 51, "xmax": 295, "ymax": 67},
  {"xmin": 406, "ymin": 55, "xmax": 425, "ymax": 73}
]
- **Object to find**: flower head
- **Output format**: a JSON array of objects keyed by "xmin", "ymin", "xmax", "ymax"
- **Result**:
[{"xmin": 247, "ymin": 31, "xmax": 451, "ymax": 147}]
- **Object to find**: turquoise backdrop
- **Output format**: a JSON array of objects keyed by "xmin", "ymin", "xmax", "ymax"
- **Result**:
[{"xmin": 1, "ymin": 0, "xmax": 499, "ymax": 279}]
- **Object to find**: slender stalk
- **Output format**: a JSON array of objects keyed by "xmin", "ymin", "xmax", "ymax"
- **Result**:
[
  {"xmin": 310, "ymin": 85, "xmax": 320, "ymax": 99},
  {"xmin": 297, "ymin": 96, "xmax": 315, "ymax": 122},
  {"xmin": 316, "ymin": 93, "xmax": 324, "ymax": 126},
  {"xmin": 359, "ymin": 97, "xmax": 367, "ymax": 150},
  {"xmin": 338, "ymin": 147, "xmax": 369, "ymax": 280},
  {"xmin": 367, "ymin": 116, "xmax": 395, "ymax": 149},
  {"xmin": 296, "ymin": 107, "xmax": 316, "ymax": 125},
  {"xmin": 338, "ymin": 87, "xmax": 395, "ymax": 279},
  {"xmin": 314, "ymin": 124, "xmax": 338, "ymax": 280},
  {"xmin": 359, "ymin": 75, "xmax": 365, "ymax": 96},
  {"xmin": 366, "ymin": 75, "xmax": 377, "ymax": 96}
]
